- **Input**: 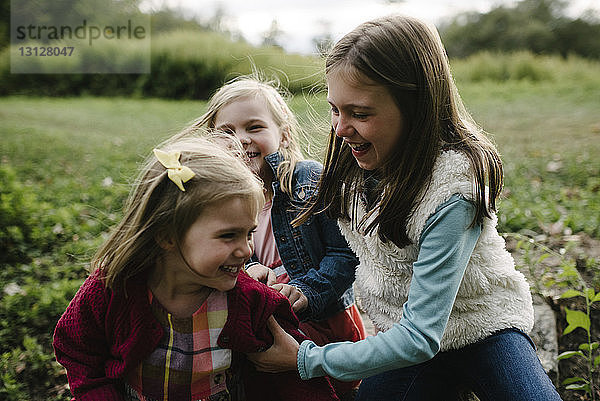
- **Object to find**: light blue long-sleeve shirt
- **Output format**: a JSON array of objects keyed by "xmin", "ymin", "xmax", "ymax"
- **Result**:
[{"xmin": 297, "ymin": 195, "xmax": 482, "ymax": 381}]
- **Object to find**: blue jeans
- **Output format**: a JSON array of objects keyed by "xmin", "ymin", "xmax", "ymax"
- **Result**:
[{"xmin": 355, "ymin": 329, "xmax": 562, "ymax": 401}]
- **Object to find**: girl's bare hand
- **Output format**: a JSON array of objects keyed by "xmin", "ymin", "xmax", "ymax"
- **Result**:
[
  {"xmin": 246, "ymin": 266, "xmax": 308, "ymax": 312},
  {"xmin": 247, "ymin": 316, "xmax": 300, "ymax": 373},
  {"xmin": 246, "ymin": 263, "xmax": 277, "ymax": 285},
  {"xmin": 271, "ymin": 283, "xmax": 308, "ymax": 313}
]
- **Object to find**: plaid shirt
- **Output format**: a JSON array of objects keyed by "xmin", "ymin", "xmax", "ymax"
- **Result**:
[{"xmin": 124, "ymin": 290, "xmax": 238, "ymax": 401}]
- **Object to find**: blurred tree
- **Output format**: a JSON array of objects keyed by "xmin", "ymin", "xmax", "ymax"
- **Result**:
[
  {"xmin": 9, "ymin": 0, "xmax": 144, "ymax": 44},
  {"xmin": 554, "ymin": 18, "xmax": 600, "ymax": 59},
  {"xmin": 0, "ymin": 0, "xmax": 8, "ymax": 48},
  {"xmin": 516, "ymin": 0, "xmax": 567, "ymax": 22},
  {"xmin": 149, "ymin": 8, "xmax": 206, "ymax": 34},
  {"xmin": 262, "ymin": 19, "xmax": 284, "ymax": 49},
  {"xmin": 440, "ymin": 0, "xmax": 600, "ymax": 59},
  {"xmin": 312, "ymin": 19, "xmax": 335, "ymax": 57},
  {"xmin": 1, "ymin": 0, "xmax": 231, "ymax": 47},
  {"xmin": 11, "ymin": 0, "xmax": 143, "ymax": 25},
  {"xmin": 206, "ymin": 4, "xmax": 227, "ymax": 33}
]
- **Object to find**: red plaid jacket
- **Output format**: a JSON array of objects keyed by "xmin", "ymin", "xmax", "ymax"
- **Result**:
[{"xmin": 53, "ymin": 269, "xmax": 338, "ymax": 401}]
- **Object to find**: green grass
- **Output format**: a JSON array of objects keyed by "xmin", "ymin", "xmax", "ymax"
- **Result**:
[
  {"xmin": 2, "ymin": 68, "xmax": 599, "ymax": 237},
  {"xmin": 459, "ymin": 81, "xmax": 600, "ymax": 162},
  {"xmin": 0, "ymin": 53, "xmax": 599, "ymax": 400},
  {"xmin": 1, "ymin": 97, "xmax": 203, "ymax": 204},
  {"xmin": 456, "ymin": 79, "xmax": 600, "ymax": 236}
]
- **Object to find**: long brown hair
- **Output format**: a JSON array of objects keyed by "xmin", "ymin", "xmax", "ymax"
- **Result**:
[
  {"xmin": 92, "ymin": 136, "xmax": 264, "ymax": 293},
  {"xmin": 296, "ymin": 15, "xmax": 503, "ymax": 248}
]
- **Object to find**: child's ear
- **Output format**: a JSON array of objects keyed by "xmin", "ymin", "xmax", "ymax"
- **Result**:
[
  {"xmin": 280, "ymin": 128, "xmax": 290, "ymax": 148},
  {"xmin": 155, "ymin": 231, "xmax": 176, "ymax": 250}
]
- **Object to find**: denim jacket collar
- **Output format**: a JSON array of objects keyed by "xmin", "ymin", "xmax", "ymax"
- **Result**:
[
  {"xmin": 265, "ymin": 152, "xmax": 321, "ymax": 204},
  {"xmin": 264, "ymin": 152, "xmax": 284, "ymax": 174}
]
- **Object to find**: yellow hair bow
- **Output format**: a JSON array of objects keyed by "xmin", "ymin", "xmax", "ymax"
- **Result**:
[{"xmin": 153, "ymin": 149, "xmax": 196, "ymax": 192}]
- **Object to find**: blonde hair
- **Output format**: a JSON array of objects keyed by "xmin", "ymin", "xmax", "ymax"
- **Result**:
[
  {"xmin": 183, "ymin": 77, "xmax": 305, "ymax": 196},
  {"xmin": 92, "ymin": 136, "xmax": 265, "ymax": 292}
]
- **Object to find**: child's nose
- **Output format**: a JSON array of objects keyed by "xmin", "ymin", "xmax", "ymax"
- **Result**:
[
  {"xmin": 237, "ymin": 132, "xmax": 251, "ymax": 145},
  {"xmin": 334, "ymin": 116, "xmax": 352, "ymax": 137},
  {"xmin": 234, "ymin": 238, "xmax": 253, "ymax": 259}
]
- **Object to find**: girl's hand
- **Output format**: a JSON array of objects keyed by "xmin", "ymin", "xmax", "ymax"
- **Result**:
[
  {"xmin": 271, "ymin": 283, "xmax": 308, "ymax": 313},
  {"xmin": 248, "ymin": 316, "xmax": 300, "ymax": 372},
  {"xmin": 245, "ymin": 265, "xmax": 308, "ymax": 312},
  {"xmin": 246, "ymin": 263, "xmax": 277, "ymax": 285}
]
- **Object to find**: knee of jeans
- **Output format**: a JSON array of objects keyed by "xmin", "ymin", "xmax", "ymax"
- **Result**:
[
  {"xmin": 356, "ymin": 365, "xmax": 427, "ymax": 401},
  {"xmin": 478, "ymin": 328, "xmax": 537, "ymax": 351},
  {"xmin": 507, "ymin": 328, "xmax": 537, "ymax": 351}
]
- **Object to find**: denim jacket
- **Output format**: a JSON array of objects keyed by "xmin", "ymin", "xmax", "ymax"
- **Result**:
[{"xmin": 249, "ymin": 152, "xmax": 358, "ymax": 321}]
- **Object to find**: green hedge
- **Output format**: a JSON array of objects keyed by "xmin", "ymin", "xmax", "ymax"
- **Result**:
[
  {"xmin": 450, "ymin": 51, "xmax": 600, "ymax": 84},
  {"xmin": 4, "ymin": 37, "xmax": 599, "ymax": 100},
  {"xmin": 0, "ymin": 30, "xmax": 325, "ymax": 98}
]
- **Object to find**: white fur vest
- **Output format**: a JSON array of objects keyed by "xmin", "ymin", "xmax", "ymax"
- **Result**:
[{"xmin": 339, "ymin": 150, "xmax": 534, "ymax": 351}]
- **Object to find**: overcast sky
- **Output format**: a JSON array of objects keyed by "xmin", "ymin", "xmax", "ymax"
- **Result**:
[{"xmin": 141, "ymin": 0, "xmax": 600, "ymax": 54}]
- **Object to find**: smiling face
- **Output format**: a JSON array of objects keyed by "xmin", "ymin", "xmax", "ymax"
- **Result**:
[
  {"xmin": 164, "ymin": 197, "xmax": 258, "ymax": 292},
  {"xmin": 213, "ymin": 96, "xmax": 286, "ymax": 185},
  {"xmin": 327, "ymin": 69, "xmax": 404, "ymax": 171}
]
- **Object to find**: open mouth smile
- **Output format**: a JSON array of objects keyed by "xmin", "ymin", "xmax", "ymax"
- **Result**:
[
  {"xmin": 347, "ymin": 142, "xmax": 371, "ymax": 152},
  {"xmin": 220, "ymin": 264, "xmax": 241, "ymax": 273},
  {"xmin": 246, "ymin": 151, "xmax": 260, "ymax": 159}
]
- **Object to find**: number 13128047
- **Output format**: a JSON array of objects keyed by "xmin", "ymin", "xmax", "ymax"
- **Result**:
[{"xmin": 18, "ymin": 46, "xmax": 74, "ymax": 56}]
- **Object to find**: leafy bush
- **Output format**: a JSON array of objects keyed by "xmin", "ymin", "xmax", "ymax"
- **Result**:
[
  {"xmin": 509, "ymin": 234, "xmax": 600, "ymax": 400},
  {"xmin": 0, "ymin": 277, "xmax": 82, "ymax": 350},
  {"xmin": 0, "ymin": 261, "xmax": 85, "ymax": 399},
  {"xmin": 0, "ymin": 165, "xmax": 107, "ymax": 270},
  {"xmin": 1, "ymin": 165, "xmax": 47, "ymax": 265},
  {"xmin": 0, "ymin": 30, "xmax": 323, "ymax": 98},
  {"xmin": 450, "ymin": 51, "xmax": 585, "ymax": 83},
  {"xmin": 558, "ymin": 288, "xmax": 600, "ymax": 399},
  {"xmin": 1, "ymin": 335, "xmax": 70, "ymax": 401}
]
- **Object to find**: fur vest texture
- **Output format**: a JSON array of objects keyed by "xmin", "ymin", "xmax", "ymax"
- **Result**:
[{"xmin": 339, "ymin": 150, "xmax": 534, "ymax": 351}]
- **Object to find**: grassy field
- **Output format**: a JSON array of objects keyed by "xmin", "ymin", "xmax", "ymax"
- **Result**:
[
  {"xmin": 1, "ymin": 53, "xmax": 599, "ymax": 400},
  {"xmin": 2, "ymin": 71, "xmax": 599, "ymax": 237}
]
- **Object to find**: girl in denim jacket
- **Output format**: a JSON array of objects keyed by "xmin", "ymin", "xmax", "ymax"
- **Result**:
[{"xmin": 187, "ymin": 77, "xmax": 366, "ymax": 399}]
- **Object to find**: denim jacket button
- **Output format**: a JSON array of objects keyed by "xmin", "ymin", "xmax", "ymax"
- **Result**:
[{"xmin": 279, "ymin": 236, "xmax": 286, "ymax": 242}]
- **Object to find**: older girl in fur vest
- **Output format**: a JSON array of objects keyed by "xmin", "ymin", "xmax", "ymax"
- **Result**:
[{"xmin": 249, "ymin": 14, "xmax": 562, "ymax": 401}]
